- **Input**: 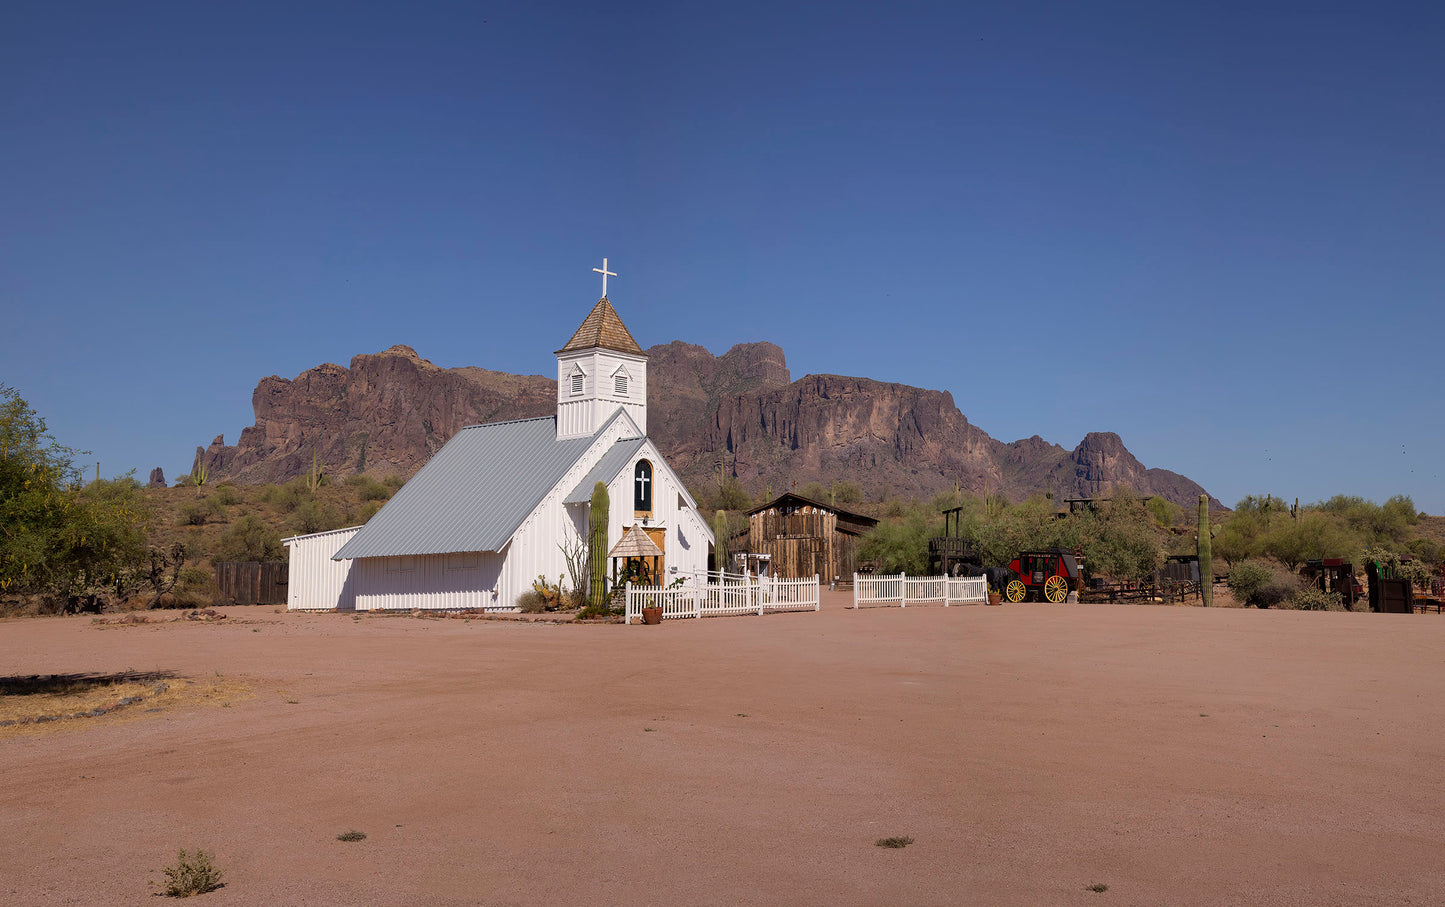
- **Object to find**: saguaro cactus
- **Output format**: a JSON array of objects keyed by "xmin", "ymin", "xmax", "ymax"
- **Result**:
[
  {"xmin": 588, "ymin": 481, "xmax": 609, "ymax": 607},
  {"xmin": 1198, "ymin": 494, "xmax": 1213, "ymax": 607},
  {"xmin": 713, "ymin": 509, "xmax": 728, "ymax": 573}
]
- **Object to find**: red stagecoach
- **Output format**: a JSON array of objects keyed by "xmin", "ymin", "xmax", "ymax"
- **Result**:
[{"xmin": 1005, "ymin": 549, "xmax": 1083, "ymax": 603}]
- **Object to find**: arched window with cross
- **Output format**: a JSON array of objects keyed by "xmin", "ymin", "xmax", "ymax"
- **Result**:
[{"xmin": 633, "ymin": 459, "xmax": 653, "ymax": 515}]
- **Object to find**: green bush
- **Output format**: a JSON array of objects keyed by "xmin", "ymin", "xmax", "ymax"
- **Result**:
[
  {"xmin": 382, "ymin": 473, "xmax": 406, "ymax": 489},
  {"xmin": 178, "ymin": 496, "xmax": 226, "ymax": 526},
  {"xmin": 1227, "ymin": 559, "xmax": 1298, "ymax": 608},
  {"xmin": 264, "ymin": 480, "xmax": 311, "ymax": 512},
  {"xmin": 215, "ymin": 516, "xmax": 283, "ymax": 562},
  {"xmin": 294, "ymin": 499, "xmax": 342, "ymax": 535},
  {"xmin": 213, "ymin": 484, "xmax": 242, "ymax": 506},
  {"xmin": 516, "ymin": 590, "xmax": 546, "ymax": 613},
  {"xmin": 1226, "ymin": 560, "xmax": 1270, "ymax": 604},
  {"xmin": 357, "ymin": 479, "xmax": 391, "ymax": 502},
  {"xmin": 1283, "ymin": 587, "xmax": 1345, "ymax": 611},
  {"xmin": 1145, "ymin": 496, "xmax": 1181, "ymax": 528},
  {"xmin": 859, "ymin": 506, "xmax": 939, "ymax": 574}
]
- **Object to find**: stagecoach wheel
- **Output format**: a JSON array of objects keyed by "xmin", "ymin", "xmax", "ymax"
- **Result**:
[
  {"xmin": 1005, "ymin": 580, "xmax": 1027, "ymax": 603},
  {"xmin": 1044, "ymin": 575, "xmax": 1069, "ymax": 603}
]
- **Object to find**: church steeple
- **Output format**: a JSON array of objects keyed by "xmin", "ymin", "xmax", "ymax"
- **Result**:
[
  {"xmin": 556, "ymin": 295, "xmax": 647, "ymax": 440},
  {"xmin": 555, "ymin": 297, "xmax": 643, "ymax": 356}
]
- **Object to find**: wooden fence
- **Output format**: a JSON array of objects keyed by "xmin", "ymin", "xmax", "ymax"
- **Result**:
[
  {"xmin": 852, "ymin": 573, "xmax": 988, "ymax": 608},
  {"xmin": 214, "ymin": 561, "xmax": 288, "ymax": 606},
  {"xmin": 625, "ymin": 571, "xmax": 820, "ymax": 623}
]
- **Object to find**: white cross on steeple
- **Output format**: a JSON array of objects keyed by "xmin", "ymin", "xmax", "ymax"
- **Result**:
[{"xmin": 592, "ymin": 258, "xmax": 617, "ymax": 297}]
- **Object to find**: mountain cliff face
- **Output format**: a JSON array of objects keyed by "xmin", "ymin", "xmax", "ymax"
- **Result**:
[{"xmin": 193, "ymin": 342, "xmax": 1220, "ymax": 509}]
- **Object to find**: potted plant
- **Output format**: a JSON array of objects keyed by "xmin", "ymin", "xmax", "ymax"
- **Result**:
[
  {"xmin": 641, "ymin": 604, "xmax": 663, "ymax": 625},
  {"xmin": 987, "ymin": 585, "xmax": 1002, "ymax": 606}
]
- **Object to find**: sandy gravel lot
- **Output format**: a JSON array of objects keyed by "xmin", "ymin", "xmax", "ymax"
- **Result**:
[{"xmin": 2, "ymin": 596, "xmax": 1442, "ymax": 906}]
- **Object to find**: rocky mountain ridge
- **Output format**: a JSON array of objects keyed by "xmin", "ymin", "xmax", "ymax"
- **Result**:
[{"xmin": 192, "ymin": 342, "xmax": 1221, "ymax": 509}]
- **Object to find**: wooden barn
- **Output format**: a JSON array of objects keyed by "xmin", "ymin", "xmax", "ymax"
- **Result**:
[{"xmin": 741, "ymin": 493, "xmax": 878, "ymax": 582}]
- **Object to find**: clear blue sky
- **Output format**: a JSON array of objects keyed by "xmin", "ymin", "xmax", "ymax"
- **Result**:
[{"xmin": 4, "ymin": 1, "xmax": 1442, "ymax": 512}]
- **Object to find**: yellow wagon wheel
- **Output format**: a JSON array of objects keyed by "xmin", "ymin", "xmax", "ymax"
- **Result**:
[
  {"xmin": 1005, "ymin": 579, "xmax": 1027, "ymax": 603},
  {"xmin": 1044, "ymin": 575, "xmax": 1069, "ymax": 603}
]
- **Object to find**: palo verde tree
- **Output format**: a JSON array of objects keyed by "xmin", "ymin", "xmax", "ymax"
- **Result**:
[{"xmin": 0, "ymin": 385, "xmax": 148, "ymax": 609}]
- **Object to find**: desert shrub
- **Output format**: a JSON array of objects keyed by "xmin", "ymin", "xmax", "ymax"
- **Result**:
[
  {"xmin": 1145, "ymin": 495, "xmax": 1182, "ymax": 528},
  {"xmin": 344, "ymin": 475, "xmax": 391, "ymax": 500},
  {"xmin": 1226, "ymin": 560, "xmax": 1270, "ymax": 601},
  {"xmin": 215, "ymin": 516, "xmax": 283, "ymax": 562},
  {"xmin": 159, "ymin": 848, "xmax": 224, "ymax": 897},
  {"xmin": 176, "ymin": 565, "xmax": 214, "ymax": 598},
  {"xmin": 357, "ymin": 479, "xmax": 391, "ymax": 502},
  {"xmin": 178, "ymin": 496, "xmax": 226, "ymax": 526},
  {"xmin": 1227, "ymin": 559, "xmax": 1298, "ymax": 608},
  {"xmin": 515, "ymin": 590, "xmax": 546, "ymax": 613},
  {"xmin": 382, "ymin": 473, "xmax": 406, "ymax": 489},
  {"xmin": 213, "ymin": 484, "xmax": 242, "ymax": 506},
  {"xmin": 353, "ymin": 500, "xmax": 385, "ymax": 524},
  {"xmin": 859, "ymin": 505, "xmax": 940, "ymax": 574},
  {"xmin": 294, "ymin": 499, "xmax": 343, "ymax": 535},
  {"xmin": 263, "ymin": 480, "xmax": 311, "ymax": 512},
  {"xmin": 1283, "ymin": 587, "xmax": 1345, "ymax": 611}
]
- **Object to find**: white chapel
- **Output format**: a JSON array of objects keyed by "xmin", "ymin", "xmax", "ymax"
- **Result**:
[{"xmin": 284, "ymin": 274, "xmax": 713, "ymax": 611}]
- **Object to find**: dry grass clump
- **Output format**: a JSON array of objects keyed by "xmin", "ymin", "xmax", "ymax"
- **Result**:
[{"xmin": 159, "ymin": 848, "xmax": 224, "ymax": 897}]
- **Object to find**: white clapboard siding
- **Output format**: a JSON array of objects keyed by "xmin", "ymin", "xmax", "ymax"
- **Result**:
[
  {"xmin": 352, "ymin": 551, "xmax": 507, "ymax": 611},
  {"xmin": 284, "ymin": 526, "xmax": 362, "ymax": 611}
]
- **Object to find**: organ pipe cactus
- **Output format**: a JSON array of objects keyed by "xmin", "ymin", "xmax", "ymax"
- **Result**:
[
  {"xmin": 588, "ymin": 481, "xmax": 609, "ymax": 607},
  {"xmin": 1198, "ymin": 494, "xmax": 1212, "ymax": 607}
]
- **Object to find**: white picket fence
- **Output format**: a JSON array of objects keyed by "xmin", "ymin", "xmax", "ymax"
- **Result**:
[
  {"xmin": 626, "ymin": 571, "xmax": 820, "ymax": 623},
  {"xmin": 852, "ymin": 573, "xmax": 988, "ymax": 608}
]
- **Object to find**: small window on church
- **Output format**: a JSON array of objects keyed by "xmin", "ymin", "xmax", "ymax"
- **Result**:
[
  {"xmin": 634, "ymin": 459, "xmax": 653, "ymax": 514},
  {"xmin": 615, "ymin": 374, "xmax": 628, "ymax": 396},
  {"xmin": 571, "ymin": 372, "xmax": 584, "ymax": 396}
]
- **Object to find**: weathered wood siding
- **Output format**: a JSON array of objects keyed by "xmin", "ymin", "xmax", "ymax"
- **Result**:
[
  {"xmin": 214, "ymin": 561, "xmax": 288, "ymax": 606},
  {"xmin": 746, "ymin": 505, "xmax": 861, "ymax": 580}
]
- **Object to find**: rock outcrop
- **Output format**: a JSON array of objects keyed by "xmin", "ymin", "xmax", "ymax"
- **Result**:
[{"xmin": 192, "ymin": 342, "xmax": 1220, "ymax": 508}]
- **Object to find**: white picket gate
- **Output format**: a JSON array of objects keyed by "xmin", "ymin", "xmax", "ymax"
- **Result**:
[
  {"xmin": 625, "ymin": 571, "xmax": 820, "ymax": 623},
  {"xmin": 852, "ymin": 573, "xmax": 987, "ymax": 608}
]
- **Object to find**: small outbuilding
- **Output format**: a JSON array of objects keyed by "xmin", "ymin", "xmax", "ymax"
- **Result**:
[
  {"xmin": 740, "ymin": 492, "xmax": 878, "ymax": 582},
  {"xmin": 283, "ymin": 526, "xmax": 360, "ymax": 610}
]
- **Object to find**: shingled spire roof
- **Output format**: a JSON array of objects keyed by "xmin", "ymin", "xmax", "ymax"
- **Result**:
[{"xmin": 556, "ymin": 297, "xmax": 643, "ymax": 355}]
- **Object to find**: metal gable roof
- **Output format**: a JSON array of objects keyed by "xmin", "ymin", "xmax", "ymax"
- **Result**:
[
  {"xmin": 333, "ymin": 416, "xmax": 596, "ymax": 560},
  {"xmin": 562, "ymin": 437, "xmax": 646, "ymax": 505}
]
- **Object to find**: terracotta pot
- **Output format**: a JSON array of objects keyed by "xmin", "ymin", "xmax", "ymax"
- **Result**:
[
  {"xmin": 641, "ymin": 606, "xmax": 663, "ymax": 625},
  {"xmin": 987, "ymin": 592, "xmax": 1002, "ymax": 606}
]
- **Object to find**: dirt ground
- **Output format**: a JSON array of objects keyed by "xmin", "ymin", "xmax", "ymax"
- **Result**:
[{"xmin": 1, "ymin": 596, "xmax": 1442, "ymax": 906}]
